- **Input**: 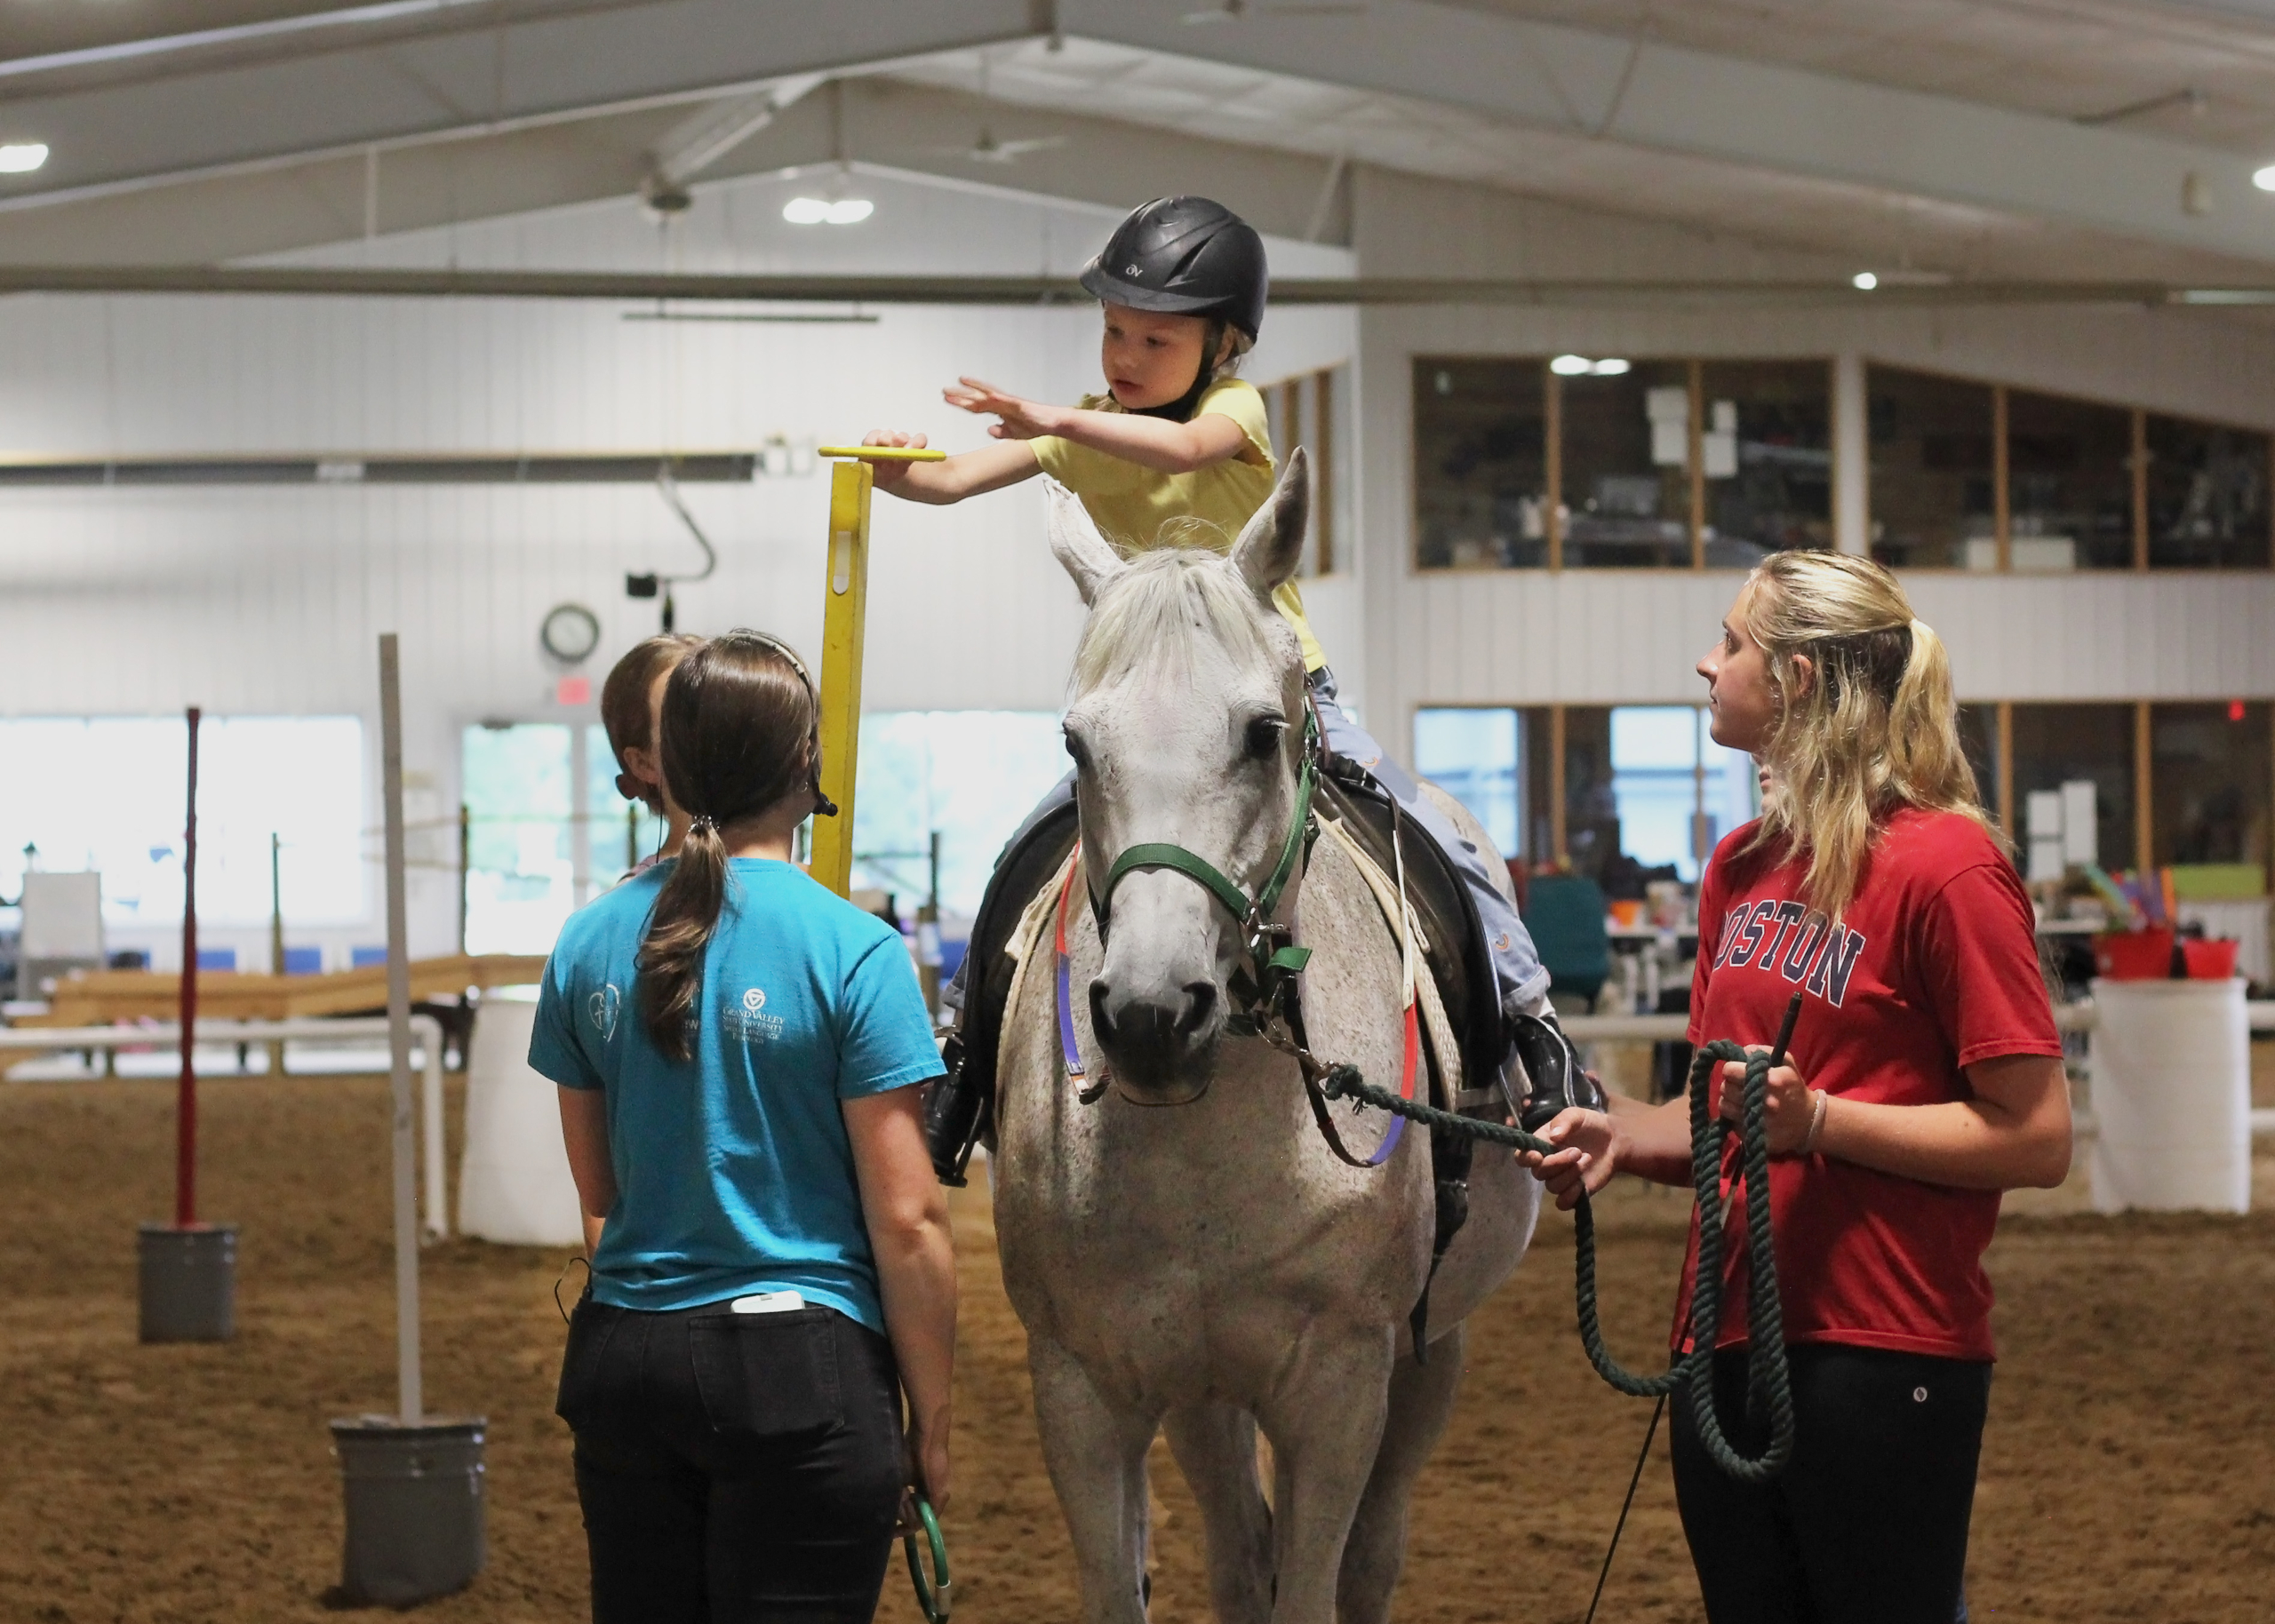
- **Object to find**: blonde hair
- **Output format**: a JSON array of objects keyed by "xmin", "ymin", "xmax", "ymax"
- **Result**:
[{"xmin": 1738, "ymin": 552, "xmax": 1993, "ymax": 920}]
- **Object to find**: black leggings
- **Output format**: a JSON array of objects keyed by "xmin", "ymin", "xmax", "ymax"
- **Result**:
[
  {"xmin": 557, "ymin": 1297, "xmax": 906, "ymax": 1624},
  {"xmin": 1672, "ymin": 1343, "xmax": 1991, "ymax": 1624}
]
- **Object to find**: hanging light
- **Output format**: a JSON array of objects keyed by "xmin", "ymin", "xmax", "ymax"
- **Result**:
[
  {"xmin": 783, "ymin": 196, "xmax": 874, "ymax": 225},
  {"xmin": 0, "ymin": 142, "xmax": 48, "ymax": 174}
]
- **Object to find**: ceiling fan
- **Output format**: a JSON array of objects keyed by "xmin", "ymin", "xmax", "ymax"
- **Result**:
[{"xmin": 938, "ymin": 125, "xmax": 1068, "ymax": 163}]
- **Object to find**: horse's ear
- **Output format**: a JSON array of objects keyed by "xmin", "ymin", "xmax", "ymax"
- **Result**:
[
  {"xmin": 1232, "ymin": 448, "xmax": 1309, "ymax": 602},
  {"xmin": 1047, "ymin": 479, "xmax": 1126, "ymax": 607}
]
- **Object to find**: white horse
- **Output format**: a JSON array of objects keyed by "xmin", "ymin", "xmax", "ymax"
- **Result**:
[{"xmin": 993, "ymin": 454, "xmax": 1542, "ymax": 1624}]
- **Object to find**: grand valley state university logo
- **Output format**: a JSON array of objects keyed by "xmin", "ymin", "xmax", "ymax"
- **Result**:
[{"xmin": 724, "ymin": 984, "xmax": 786, "ymax": 1044}]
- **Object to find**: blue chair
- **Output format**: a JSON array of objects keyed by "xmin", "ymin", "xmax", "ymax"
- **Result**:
[
  {"xmin": 351, "ymin": 946, "xmax": 389, "ymax": 969},
  {"xmin": 283, "ymin": 946, "xmax": 324, "ymax": 976},
  {"xmin": 1521, "ymin": 873, "xmax": 1612, "ymax": 1010},
  {"xmin": 196, "ymin": 946, "xmax": 237, "ymax": 973}
]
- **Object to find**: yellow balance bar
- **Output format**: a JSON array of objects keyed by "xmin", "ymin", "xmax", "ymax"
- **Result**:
[{"xmin": 808, "ymin": 444, "xmax": 946, "ymax": 897}]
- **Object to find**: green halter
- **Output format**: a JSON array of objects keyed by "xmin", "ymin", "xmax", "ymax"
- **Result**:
[{"xmin": 1093, "ymin": 706, "xmax": 1322, "ymax": 1009}]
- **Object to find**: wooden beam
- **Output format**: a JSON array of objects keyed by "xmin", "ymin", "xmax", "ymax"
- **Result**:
[
  {"xmin": 2131, "ymin": 408, "xmax": 2150, "ymax": 571},
  {"xmin": 1550, "ymin": 704, "xmax": 1569, "ymax": 864},
  {"xmin": 1992, "ymin": 384, "xmax": 2011, "ymax": 572},
  {"xmin": 2135, "ymin": 700, "xmax": 2155, "ymax": 875},
  {"xmin": 1313, "ymin": 367, "xmax": 1336, "ymax": 576},
  {"xmin": 1996, "ymin": 700, "xmax": 2014, "ymax": 838},
  {"xmin": 1688, "ymin": 359, "xmax": 1706, "ymax": 570},
  {"xmin": 1545, "ymin": 367, "xmax": 1563, "ymax": 572}
]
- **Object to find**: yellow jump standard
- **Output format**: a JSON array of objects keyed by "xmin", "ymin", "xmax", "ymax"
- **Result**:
[{"xmin": 810, "ymin": 445, "xmax": 947, "ymax": 898}]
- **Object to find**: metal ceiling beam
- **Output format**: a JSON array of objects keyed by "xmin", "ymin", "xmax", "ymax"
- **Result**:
[
  {"xmin": 0, "ymin": 264, "xmax": 2247, "ymax": 306},
  {"xmin": 4, "ymin": 0, "xmax": 2273, "ymax": 266}
]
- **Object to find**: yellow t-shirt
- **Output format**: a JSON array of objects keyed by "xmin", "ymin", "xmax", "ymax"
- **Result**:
[{"xmin": 1030, "ymin": 378, "xmax": 1327, "ymax": 673}]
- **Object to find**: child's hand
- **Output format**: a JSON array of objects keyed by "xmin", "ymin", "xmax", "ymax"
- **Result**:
[
  {"xmin": 945, "ymin": 378, "xmax": 1062, "ymax": 441},
  {"xmin": 859, "ymin": 429, "xmax": 927, "ymax": 490}
]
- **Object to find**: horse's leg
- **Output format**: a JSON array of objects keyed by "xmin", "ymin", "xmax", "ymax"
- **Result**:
[
  {"xmin": 1165, "ymin": 1403, "xmax": 1274, "ymax": 1624},
  {"xmin": 1029, "ymin": 1332, "xmax": 1160, "ymax": 1624},
  {"xmin": 1335, "ymin": 1321, "xmax": 1467, "ymax": 1624},
  {"xmin": 1256, "ymin": 1330, "xmax": 1397, "ymax": 1624}
]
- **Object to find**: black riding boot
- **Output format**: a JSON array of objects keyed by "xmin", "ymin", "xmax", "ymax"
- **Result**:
[
  {"xmin": 922, "ymin": 1034, "xmax": 987, "ymax": 1188},
  {"xmin": 1511, "ymin": 1009, "xmax": 1606, "ymax": 1132}
]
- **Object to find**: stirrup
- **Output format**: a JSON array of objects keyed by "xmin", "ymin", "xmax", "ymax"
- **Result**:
[
  {"xmin": 922, "ymin": 1034, "xmax": 990, "ymax": 1188},
  {"xmin": 1510, "ymin": 1010, "xmax": 1605, "ymax": 1132}
]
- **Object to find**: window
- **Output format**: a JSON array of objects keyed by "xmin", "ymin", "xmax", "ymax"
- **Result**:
[
  {"xmin": 1557, "ymin": 705, "xmax": 1755, "ymax": 888},
  {"xmin": 1700, "ymin": 360, "xmax": 1834, "ymax": 564},
  {"xmin": 1415, "ymin": 356, "xmax": 1833, "ymax": 570},
  {"xmin": 1413, "ymin": 708, "xmax": 1525, "ymax": 861},
  {"xmin": 2008, "ymin": 705, "xmax": 2136, "ymax": 874},
  {"xmin": 849, "ymin": 712, "xmax": 1069, "ymax": 922},
  {"xmin": 2147, "ymin": 415, "xmax": 2271, "ymax": 569},
  {"xmin": 1264, "ymin": 365, "xmax": 1348, "ymax": 576},
  {"xmin": 0, "ymin": 715, "xmax": 364, "ymax": 927},
  {"xmin": 1561, "ymin": 362, "xmax": 1693, "ymax": 569},
  {"xmin": 1414, "ymin": 359, "xmax": 1548, "ymax": 569},
  {"xmin": 1956, "ymin": 704, "xmax": 2004, "ymax": 832},
  {"xmin": 2151, "ymin": 703, "xmax": 2271, "ymax": 884},
  {"xmin": 2008, "ymin": 389, "xmax": 2134, "ymax": 570},
  {"xmin": 1867, "ymin": 365, "xmax": 1995, "ymax": 569},
  {"xmin": 462, "ymin": 723, "xmax": 579, "ymax": 954}
]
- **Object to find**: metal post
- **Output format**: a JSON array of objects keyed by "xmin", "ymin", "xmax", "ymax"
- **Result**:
[
  {"xmin": 569, "ymin": 722, "xmax": 592, "ymax": 907},
  {"xmin": 178, "ymin": 707, "xmax": 201, "ymax": 1228},
  {"xmin": 379, "ymin": 635, "xmax": 423, "ymax": 1424},
  {"xmin": 810, "ymin": 445, "xmax": 945, "ymax": 897},
  {"xmin": 269, "ymin": 831, "xmax": 288, "ymax": 1075},
  {"xmin": 456, "ymin": 803, "xmax": 470, "ymax": 956}
]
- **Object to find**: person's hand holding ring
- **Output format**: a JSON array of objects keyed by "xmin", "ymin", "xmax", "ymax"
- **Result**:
[
  {"xmin": 1517, "ymin": 1107, "xmax": 1620, "ymax": 1210},
  {"xmin": 1718, "ymin": 1047, "xmax": 1819, "ymax": 1156}
]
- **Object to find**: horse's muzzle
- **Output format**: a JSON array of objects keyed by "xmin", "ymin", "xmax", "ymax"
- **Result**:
[{"xmin": 1089, "ymin": 976, "xmax": 1223, "ymax": 1098}]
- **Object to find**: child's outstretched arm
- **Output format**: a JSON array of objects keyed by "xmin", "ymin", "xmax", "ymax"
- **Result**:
[
  {"xmin": 946, "ymin": 378, "xmax": 1249, "ymax": 474},
  {"xmin": 858, "ymin": 431, "xmax": 1038, "ymax": 506}
]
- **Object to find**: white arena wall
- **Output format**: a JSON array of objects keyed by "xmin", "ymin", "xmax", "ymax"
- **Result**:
[{"xmin": 4, "ymin": 161, "xmax": 2273, "ymax": 958}]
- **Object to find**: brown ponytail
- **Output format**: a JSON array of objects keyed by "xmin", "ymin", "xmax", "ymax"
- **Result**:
[{"xmin": 637, "ymin": 631, "xmax": 826, "ymax": 1059}]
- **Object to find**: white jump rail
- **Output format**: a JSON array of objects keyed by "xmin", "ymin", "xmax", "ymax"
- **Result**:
[
  {"xmin": 1562, "ymin": 1000, "xmax": 2275, "ymax": 1138},
  {"xmin": 0, "ymin": 1015, "xmax": 451, "ymax": 1238}
]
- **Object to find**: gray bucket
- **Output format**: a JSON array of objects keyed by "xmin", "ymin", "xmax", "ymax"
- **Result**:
[
  {"xmin": 330, "ymin": 1415, "xmax": 488, "ymax": 1605},
  {"xmin": 137, "ymin": 1223, "xmax": 236, "ymax": 1342}
]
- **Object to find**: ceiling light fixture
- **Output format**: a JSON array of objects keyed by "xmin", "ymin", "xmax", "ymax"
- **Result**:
[
  {"xmin": 1853, "ymin": 271, "xmax": 1879, "ymax": 291},
  {"xmin": 2255, "ymin": 164, "xmax": 2275, "ymax": 192},
  {"xmin": 0, "ymin": 142, "xmax": 48, "ymax": 174},
  {"xmin": 1591, "ymin": 357, "xmax": 1631, "ymax": 376},
  {"xmin": 1550, "ymin": 354, "xmax": 1592, "ymax": 376},
  {"xmin": 783, "ymin": 195, "xmax": 873, "ymax": 225}
]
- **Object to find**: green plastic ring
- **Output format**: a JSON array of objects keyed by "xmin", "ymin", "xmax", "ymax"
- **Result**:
[{"xmin": 904, "ymin": 1497, "xmax": 951, "ymax": 1624}]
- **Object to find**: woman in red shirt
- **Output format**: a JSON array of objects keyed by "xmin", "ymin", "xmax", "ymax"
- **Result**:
[{"xmin": 1526, "ymin": 552, "xmax": 2072, "ymax": 1624}]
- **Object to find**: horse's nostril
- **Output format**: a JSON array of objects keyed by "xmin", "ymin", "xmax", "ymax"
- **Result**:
[
  {"xmin": 1089, "ymin": 980, "xmax": 1116, "ymax": 1044},
  {"xmin": 1176, "ymin": 981, "xmax": 1217, "ymax": 1039}
]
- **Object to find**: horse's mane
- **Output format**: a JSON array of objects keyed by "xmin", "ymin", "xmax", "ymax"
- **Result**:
[{"xmin": 1070, "ymin": 535, "xmax": 1287, "ymax": 699}]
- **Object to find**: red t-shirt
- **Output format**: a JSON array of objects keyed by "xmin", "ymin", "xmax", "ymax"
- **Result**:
[{"xmin": 1671, "ymin": 808, "xmax": 2061, "ymax": 1362}]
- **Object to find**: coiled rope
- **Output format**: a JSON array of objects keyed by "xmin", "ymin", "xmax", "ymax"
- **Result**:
[{"xmin": 1317, "ymin": 1038, "xmax": 1795, "ymax": 1484}]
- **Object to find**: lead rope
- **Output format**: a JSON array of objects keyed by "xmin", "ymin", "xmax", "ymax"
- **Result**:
[{"xmin": 1309, "ymin": 1032, "xmax": 1797, "ymax": 1485}]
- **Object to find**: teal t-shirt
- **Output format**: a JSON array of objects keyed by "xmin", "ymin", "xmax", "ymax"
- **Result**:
[{"xmin": 528, "ymin": 858, "xmax": 944, "ymax": 1327}]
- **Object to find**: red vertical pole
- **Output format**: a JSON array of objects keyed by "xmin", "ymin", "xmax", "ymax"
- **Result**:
[{"xmin": 177, "ymin": 706, "xmax": 201, "ymax": 1230}]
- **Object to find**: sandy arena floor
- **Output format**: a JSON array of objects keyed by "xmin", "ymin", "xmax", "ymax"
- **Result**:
[{"xmin": 2, "ymin": 1071, "xmax": 2271, "ymax": 1623}]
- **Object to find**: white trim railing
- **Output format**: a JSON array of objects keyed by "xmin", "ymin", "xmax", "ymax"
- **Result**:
[
  {"xmin": 0, "ymin": 1015, "xmax": 451, "ymax": 1238},
  {"xmin": 1562, "ymin": 1001, "xmax": 2275, "ymax": 1138}
]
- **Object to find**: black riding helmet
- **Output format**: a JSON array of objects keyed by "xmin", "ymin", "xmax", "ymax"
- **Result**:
[{"xmin": 1079, "ymin": 196, "xmax": 1268, "ymax": 342}]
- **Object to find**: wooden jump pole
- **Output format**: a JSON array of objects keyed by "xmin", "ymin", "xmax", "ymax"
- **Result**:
[
  {"xmin": 810, "ymin": 446, "xmax": 944, "ymax": 898},
  {"xmin": 176, "ymin": 706, "xmax": 201, "ymax": 1228},
  {"xmin": 379, "ymin": 634, "xmax": 423, "ymax": 1422}
]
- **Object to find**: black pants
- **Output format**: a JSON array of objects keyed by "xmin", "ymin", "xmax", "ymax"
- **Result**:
[
  {"xmin": 1672, "ymin": 1342, "xmax": 1991, "ymax": 1624},
  {"xmin": 557, "ymin": 1296, "xmax": 906, "ymax": 1624}
]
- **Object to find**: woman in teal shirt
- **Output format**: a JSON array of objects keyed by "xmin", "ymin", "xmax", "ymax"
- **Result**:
[{"xmin": 534, "ymin": 630, "xmax": 955, "ymax": 1623}]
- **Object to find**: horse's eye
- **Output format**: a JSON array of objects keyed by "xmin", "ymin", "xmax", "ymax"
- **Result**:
[
  {"xmin": 1243, "ymin": 716, "xmax": 1285, "ymax": 762},
  {"xmin": 1064, "ymin": 728, "xmax": 1092, "ymax": 772}
]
